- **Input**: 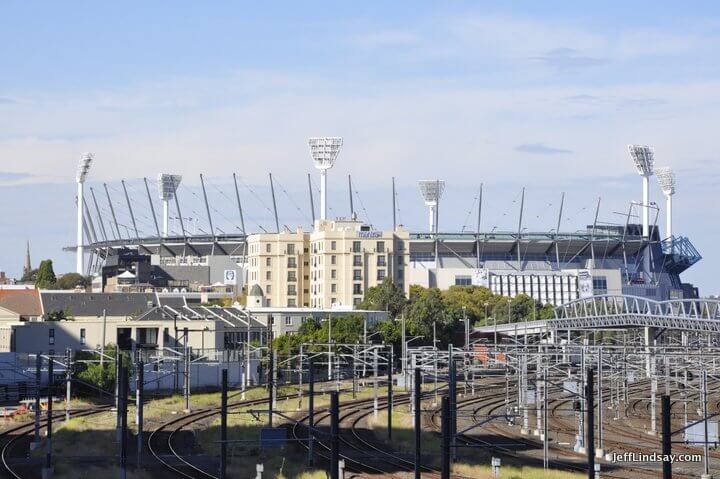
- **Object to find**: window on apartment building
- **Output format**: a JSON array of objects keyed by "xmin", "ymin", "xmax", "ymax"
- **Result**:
[
  {"xmin": 398, "ymin": 256, "xmax": 404, "ymax": 265},
  {"xmin": 353, "ymin": 255, "xmax": 362, "ymax": 266},
  {"xmin": 288, "ymin": 257, "xmax": 297, "ymax": 268},
  {"xmin": 288, "ymin": 285, "xmax": 297, "ymax": 295},
  {"xmin": 353, "ymin": 269, "xmax": 362, "ymax": 281},
  {"xmin": 266, "ymin": 271, "xmax": 271, "ymax": 280},
  {"xmin": 397, "ymin": 269, "xmax": 404, "ymax": 279},
  {"xmin": 377, "ymin": 270, "xmax": 386, "ymax": 281},
  {"xmin": 331, "ymin": 255, "xmax": 336, "ymax": 265},
  {"xmin": 288, "ymin": 299, "xmax": 296, "ymax": 307},
  {"xmin": 353, "ymin": 297, "xmax": 361, "ymax": 306},
  {"xmin": 593, "ymin": 276, "xmax": 608, "ymax": 293},
  {"xmin": 331, "ymin": 240, "xmax": 337, "ymax": 251},
  {"xmin": 331, "ymin": 297, "xmax": 337, "ymax": 304},
  {"xmin": 287, "ymin": 244, "xmax": 295, "ymax": 255},
  {"xmin": 352, "ymin": 241, "xmax": 361, "ymax": 253},
  {"xmin": 266, "ymin": 257, "xmax": 272, "ymax": 267},
  {"xmin": 266, "ymin": 244, "xmax": 271, "ymax": 253},
  {"xmin": 266, "ymin": 284, "xmax": 272, "ymax": 294},
  {"xmin": 377, "ymin": 255, "xmax": 386, "ymax": 267},
  {"xmin": 331, "ymin": 283, "xmax": 337, "ymax": 293},
  {"xmin": 80, "ymin": 328, "xmax": 86, "ymax": 345},
  {"xmin": 285, "ymin": 316, "xmax": 292, "ymax": 326},
  {"xmin": 331, "ymin": 269, "xmax": 337, "ymax": 279},
  {"xmin": 49, "ymin": 328, "xmax": 55, "ymax": 345},
  {"xmin": 353, "ymin": 284, "xmax": 362, "ymax": 295},
  {"xmin": 455, "ymin": 276, "xmax": 472, "ymax": 286},
  {"xmin": 376, "ymin": 241, "xmax": 385, "ymax": 253},
  {"xmin": 287, "ymin": 271, "xmax": 297, "ymax": 282}
]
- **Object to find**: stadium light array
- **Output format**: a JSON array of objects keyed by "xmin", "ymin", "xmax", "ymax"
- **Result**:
[
  {"xmin": 157, "ymin": 174, "xmax": 183, "ymax": 237},
  {"xmin": 76, "ymin": 153, "xmax": 94, "ymax": 274},
  {"xmin": 656, "ymin": 166, "xmax": 676, "ymax": 239},
  {"xmin": 308, "ymin": 137, "xmax": 343, "ymax": 221},
  {"xmin": 418, "ymin": 180, "xmax": 446, "ymax": 233}
]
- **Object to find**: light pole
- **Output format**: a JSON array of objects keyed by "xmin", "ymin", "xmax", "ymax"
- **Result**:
[
  {"xmin": 76, "ymin": 153, "xmax": 94, "ymax": 274},
  {"xmin": 463, "ymin": 306, "xmax": 469, "ymax": 351}
]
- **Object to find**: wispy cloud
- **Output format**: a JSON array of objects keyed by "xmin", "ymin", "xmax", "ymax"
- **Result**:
[
  {"xmin": 515, "ymin": 143, "xmax": 572, "ymax": 155},
  {"xmin": 351, "ymin": 30, "xmax": 419, "ymax": 49},
  {"xmin": 0, "ymin": 97, "xmax": 20, "ymax": 105},
  {"xmin": 530, "ymin": 48, "xmax": 606, "ymax": 70}
]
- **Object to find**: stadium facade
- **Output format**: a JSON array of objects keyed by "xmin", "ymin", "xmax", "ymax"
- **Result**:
[{"xmin": 66, "ymin": 142, "xmax": 702, "ymax": 308}]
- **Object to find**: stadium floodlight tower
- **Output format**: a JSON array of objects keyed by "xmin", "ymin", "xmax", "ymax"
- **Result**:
[
  {"xmin": 656, "ymin": 166, "xmax": 676, "ymax": 239},
  {"xmin": 76, "ymin": 153, "xmax": 94, "ymax": 274},
  {"xmin": 157, "ymin": 174, "xmax": 183, "ymax": 237},
  {"xmin": 308, "ymin": 137, "xmax": 343, "ymax": 221},
  {"xmin": 628, "ymin": 144, "xmax": 655, "ymax": 239},
  {"xmin": 418, "ymin": 180, "xmax": 446, "ymax": 233}
]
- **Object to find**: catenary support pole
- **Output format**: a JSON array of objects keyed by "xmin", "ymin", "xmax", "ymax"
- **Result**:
[
  {"xmin": 661, "ymin": 394, "xmax": 671, "ymax": 479},
  {"xmin": 120, "ymin": 362, "xmax": 128, "ymax": 479},
  {"xmin": 308, "ymin": 358, "xmax": 315, "ymax": 466},
  {"xmin": 388, "ymin": 350, "xmax": 393, "ymax": 440},
  {"xmin": 586, "ymin": 367, "xmax": 595, "ymax": 479},
  {"xmin": 441, "ymin": 396, "xmax": 450, "ymax": 479},
  {"xmin": 34, "ymin": 353, "xmax": 41, "ymax": 446},
  {"xmin": 44, "ymin": 356, "xmax": 54, "ymax": 478},
  {"xmin": 65, "ymin": 348, "xmax": 71, "ymax": 421},
  {"xmin": 136, "ymin": 360, "xmax": 144, "ymax": 468},
  {"xmin": 414, "ymin": 367, "xmax": 422, "ymax": 479},
  {"xmin": 220, "ymin": 369, "xmax": 228, "ymax": 479},
  {"xmin": 330, "ymin": 391, "xmax": 339, "ymax": 479}
]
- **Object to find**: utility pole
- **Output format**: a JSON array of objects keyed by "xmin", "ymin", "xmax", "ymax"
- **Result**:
[
  {"xmin": 448, "ymin": 348, "xmax": 457, "ymax": 461},
  {"xmin": 220, "ymin": 369, "xmax": 228, "ymax": 479},
  {"xmin": 183, "ymin": 330, "xmax": 190, "ymax": 413}
]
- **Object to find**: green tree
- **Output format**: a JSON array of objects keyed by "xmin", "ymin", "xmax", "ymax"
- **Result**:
[
  {"xmin": 35, "ymin": 259, "xmax": 57, "ymax": 289},
  {"xmin": 404, "ymin": 286, "xmax": 447, "ymax": 344},
  {"xmin": 359, "ymin": 278, "xmax": 407, "ymax": 317},
  {"xmin": 56, "ymin": 272, "xmax": 89, "ymax": 290}
]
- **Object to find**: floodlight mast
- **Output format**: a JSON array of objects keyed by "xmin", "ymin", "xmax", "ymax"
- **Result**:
[
  {"xmin": 656, "ymin": 166, "xmax": 676, "ymax": 239},
  {"xmin": 418, "ymin": 180, "xmax": 446, "ymax": 232},
  {"xmin": 76, "ymin": 153, "xmax": 94, "ymax": 274},
  {"xmin": 157, "ymin": 174, "xmax": 183, "ymax": 237},
  {"xmin": 628, "ymin": 145, "xmax": 655, "ymax": 238},
  {"xmin": 308, "ymin": 137, "xmax": 343, "ymax": 221}
]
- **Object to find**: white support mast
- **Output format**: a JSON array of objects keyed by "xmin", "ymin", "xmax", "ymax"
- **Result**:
[
  {"xmin": 418, "ymin": 180, "xmax": 446, "ymax": 233},
  {"xmin": 628, "ymin": 145, "xmax": 655, "ymax": 279},
  {"xmin": 157, "ymin": 174, "xmax": 183, "ymax": 237},
  {"xmin": 656, "ymin": 167, "xmax": 676, "ymax": 240},
  {"xmin": 308, "ymin": 137, "xmax": 343, "ymax": 221},
  {"xmin": 76, "ymin": 153, "xmax": 94, "ymax": 274}
]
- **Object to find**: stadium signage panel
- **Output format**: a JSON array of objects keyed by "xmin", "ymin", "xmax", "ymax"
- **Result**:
[
  {"xmin": 224, "ymin": 269, "xmax": 237, "ymax": 285},
  {"xmin": 358, "ymin": 231, "xmax": 382, "ymax": 238}
]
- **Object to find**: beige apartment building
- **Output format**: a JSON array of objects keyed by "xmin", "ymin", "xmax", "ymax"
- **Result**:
[
  {"xmin": 246, "ymin": 220, "xmax": 410, "ymax": 309},
  {"xmin": 309, "ymin": 219, "xmax": 409, "ymax": 308},
  {"xmin": 246, "ymin": 229, "xmax": 311, "ymax": 308}
]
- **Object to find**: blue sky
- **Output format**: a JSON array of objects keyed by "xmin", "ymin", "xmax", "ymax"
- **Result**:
[{"xmin": 1, "ymin": 1, "xmax": 719, "ymax": 293}]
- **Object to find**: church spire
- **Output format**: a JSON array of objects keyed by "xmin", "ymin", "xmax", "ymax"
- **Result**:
[{"xmin": 23, "ymin": 240, "xmax": 31, "ymax": 276}]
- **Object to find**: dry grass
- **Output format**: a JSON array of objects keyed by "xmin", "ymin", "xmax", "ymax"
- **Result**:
[{"xmin": 454, "ymin": 462, "xmax": 583, "ymax": 478}]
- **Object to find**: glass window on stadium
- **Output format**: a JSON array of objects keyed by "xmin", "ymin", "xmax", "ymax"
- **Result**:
[
  {"xmin": 455, "ymin": 275, "xmax": 472, "ymax": 286},
  {"xmin": 593, "ymin": 276, "xmax": 608, "ymax": 294}
]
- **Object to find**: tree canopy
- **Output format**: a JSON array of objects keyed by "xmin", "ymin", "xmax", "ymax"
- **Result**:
[{"xmin": 35, "ymin": 260, "xmax": 57, "ymax": 289}]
